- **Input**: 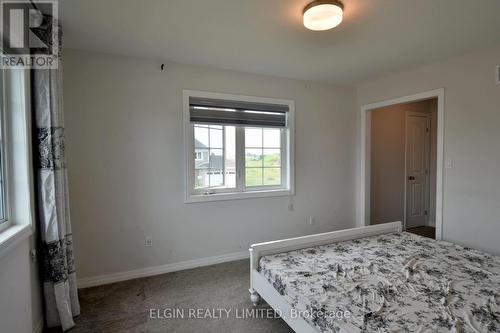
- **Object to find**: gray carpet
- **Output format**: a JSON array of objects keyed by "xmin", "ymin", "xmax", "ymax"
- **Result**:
[{"xmin": 62, "ymin": 259, "xmax": 293, "ymax": 333}]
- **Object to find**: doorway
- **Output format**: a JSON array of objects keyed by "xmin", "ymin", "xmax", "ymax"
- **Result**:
[
  {"xmin": 369, "ymin": 100, "xmax": 437, "ymax": 238},
  {"xmin": 358, "ymin": 89, "xmax": 444, "ymax": 240}
]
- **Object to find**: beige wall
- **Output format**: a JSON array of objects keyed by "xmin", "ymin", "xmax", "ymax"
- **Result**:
[
  {"xmin": 358, "ymin": 44, "xmax": 500, "ymax": 254},
  {"xmin": 370, "ymin": 100, "xmax": 437, "ymax": 226},
  {"xmin": 63, "ymin": 49, "xmax": 357, "ymax": 280}
]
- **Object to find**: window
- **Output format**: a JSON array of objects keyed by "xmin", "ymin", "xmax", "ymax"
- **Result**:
[
  {"xmin": 184, "ymin": 91, "xmax": 294, "ymax": 202},
  {"xmin": 194, "ymin": 151, "xmax": 203, "ymax": 161},
  {"xmin": 0, "ymin": 68, "xmax": 34, "ymax": 246},
  {"xmin": 0, "ymin": 164, "xmax": 4, "ymax": 222},
  {"xmin": 0, "ymin": 71, "xmax": 6, "ymax": 225},
  {"xmin": 245, "ymin": 127, "xmax": 284, "ymax": 187}
]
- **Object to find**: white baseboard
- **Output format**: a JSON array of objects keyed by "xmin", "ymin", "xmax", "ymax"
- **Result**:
[
  {"xmin": 77, "ymin": 250, "xmax": 249, "ymax": 289},
  {"xmin": 33, "ymin": 317, "xmax": 44, "ymax": 333}
]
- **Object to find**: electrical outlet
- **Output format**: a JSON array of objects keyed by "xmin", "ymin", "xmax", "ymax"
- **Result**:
[
  {"xmin": 145, "ymin": 236, "xmax": 153, "ymax": 247},
  {"xmin": 308, "ymin": 216, "xmax": 315, "ymax": 225}
]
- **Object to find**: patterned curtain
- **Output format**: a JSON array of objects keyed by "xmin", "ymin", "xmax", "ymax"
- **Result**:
[{"xmin": 31, "ymin": 15, "xmax": 80, "ymax": 331}]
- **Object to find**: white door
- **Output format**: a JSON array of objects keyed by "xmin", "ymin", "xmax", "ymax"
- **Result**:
[{"xmin": 405, "ymin": 112, "xmax": 430, "ymax": 229}]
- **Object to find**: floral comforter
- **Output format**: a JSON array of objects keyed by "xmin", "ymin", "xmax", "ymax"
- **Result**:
[{"xmin": 259, "ymin": 232, "xmax": 500, "ymax": 332}]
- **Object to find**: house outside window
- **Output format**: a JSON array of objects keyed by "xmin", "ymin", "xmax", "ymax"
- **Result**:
[{"xmin": 183, "ymin": 90, "xmax": 294, "ymax": 203}]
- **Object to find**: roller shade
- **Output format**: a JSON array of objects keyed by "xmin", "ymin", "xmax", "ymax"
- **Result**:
[{"xmin": 189, "ymin": 97, "xmax": 288, "ymax": 127}]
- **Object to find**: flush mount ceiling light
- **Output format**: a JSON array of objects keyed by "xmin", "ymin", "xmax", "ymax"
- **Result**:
[{"xmin": 303, "ymin": 0, "xmax": 344, "ymax": 31}]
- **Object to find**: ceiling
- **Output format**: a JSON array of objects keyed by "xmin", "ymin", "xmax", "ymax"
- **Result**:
[{"xmin": 60, "ymin": 0, "xmax": 500, "ymax": 85}]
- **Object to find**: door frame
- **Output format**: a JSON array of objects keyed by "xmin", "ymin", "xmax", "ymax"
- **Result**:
[{"xmin": 358, "ymin": 88, "xmax": 444, "ymax": 240}]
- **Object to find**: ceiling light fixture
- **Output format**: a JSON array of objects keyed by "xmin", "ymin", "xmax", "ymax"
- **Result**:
[{"xmin": 303, "ymin": 0, "xmax": 344, "ymax": 31}]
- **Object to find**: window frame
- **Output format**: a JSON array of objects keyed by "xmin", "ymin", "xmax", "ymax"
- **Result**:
[
  {"xmin": 0, "ymin": 70, "xmax": 9, "ymax": 232},
  {"xmin": 183, "ymin": 90, "xmax": 294, "ymax": 203},
  {"xmin": 0, "ymin": 67, "xmax": 35, "ymax": 258},
  {"xmin": 242, "ymin": 127, "xmax": 287, "ymax": 191},
  {"xmin": 189, "ymin": 124, "xmax": 235, "ymax": 196}
]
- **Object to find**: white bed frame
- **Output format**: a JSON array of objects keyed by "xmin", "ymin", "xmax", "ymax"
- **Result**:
[{"xmin": 249, "ymin": 221, "xmax": 403, "ymax": 333}]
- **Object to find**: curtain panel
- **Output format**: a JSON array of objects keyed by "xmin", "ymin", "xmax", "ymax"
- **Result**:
[{"xmin": 31, "ymin": 15, "xmax": 80, "ymax": 331}]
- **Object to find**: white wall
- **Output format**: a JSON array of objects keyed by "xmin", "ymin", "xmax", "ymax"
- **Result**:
[
  {"xmin": 370, "ymin": 99, "xmax": 437, "ymax": 226},
  {"xmin": 0, "ymin": 237, "xmax": 42, "ymax": 333},
  {"xmin": 63, "ymin": 49, "xmax": 357, "ymax": 280},
  {"xmin": 0, "ymin": 67, "xmax": 43, "ymax": 333},
  {"xmin": 358, "ymin": 44, "xmax": 500, "ymax": 254}
]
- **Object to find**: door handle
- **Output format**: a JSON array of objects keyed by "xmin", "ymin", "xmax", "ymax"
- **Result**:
[{"xmin": 408, "ymin": 176, "xmax": 415, "ymax": 180}]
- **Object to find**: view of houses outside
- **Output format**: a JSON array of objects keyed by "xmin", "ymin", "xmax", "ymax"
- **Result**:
[
  {"xmin": 194, "ymin": 125, "xmax": 235, "ymax": 189},
  {"xmin": 194, "ymin": 125, "xmax": 282, "ymax": 189}
]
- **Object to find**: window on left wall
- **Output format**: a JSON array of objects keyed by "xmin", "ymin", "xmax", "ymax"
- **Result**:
[
  {"xmin": 0, "ymin": 72, "xmax": 6, "ymax": 226},
  {"xmin": 0, "ymin": 67, "xmax": 34, "ymax": 246}
]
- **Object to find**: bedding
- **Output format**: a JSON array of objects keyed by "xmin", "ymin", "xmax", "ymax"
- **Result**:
[{"xmin": 259, "ymin": 232, "xmax": 500, "ymax": 332}]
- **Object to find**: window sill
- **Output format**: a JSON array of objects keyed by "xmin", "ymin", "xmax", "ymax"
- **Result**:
[
  {"xmin": 185, "ymin": 189, "xmax": 293, "ymax": 203},
  {"xmin": 0, "ymin": 224, "xmax": 33, "ymax": 259}
]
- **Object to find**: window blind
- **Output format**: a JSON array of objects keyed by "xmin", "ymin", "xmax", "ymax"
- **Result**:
[{"xmin": 189, "ymin": 97, "xmax": 288, "ymax": 127}]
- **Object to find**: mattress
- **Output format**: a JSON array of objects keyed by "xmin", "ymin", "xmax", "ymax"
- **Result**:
[{"xmin": 259, "ymin": 232, "xmax": 500, "ymax": 332}]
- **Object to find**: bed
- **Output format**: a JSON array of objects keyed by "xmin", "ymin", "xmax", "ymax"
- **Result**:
[{"xmin": 249, "ymin": 222, "xmax": 500, "ymax": 332}]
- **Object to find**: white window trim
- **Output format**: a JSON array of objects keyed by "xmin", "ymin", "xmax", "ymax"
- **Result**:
[
  {"xmin": 0, "ymin": 91, "xmax": 8, "ymax": 233},
  {"xmin": 0, "ymin": 68, "xmax": 35, "ymax": 259},
  {"xmin": 183, "ymin": 90, "xmax": 295, "ymax": 203}
]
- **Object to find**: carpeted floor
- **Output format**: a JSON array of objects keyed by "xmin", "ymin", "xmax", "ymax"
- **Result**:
[{"xmin": 58, "ymin": 260, "xmax": 292, "ymax": 333}]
